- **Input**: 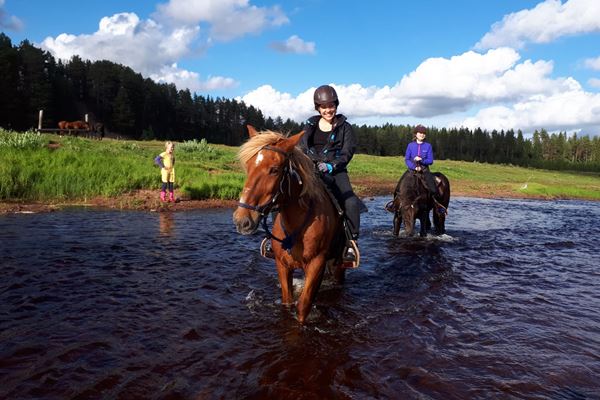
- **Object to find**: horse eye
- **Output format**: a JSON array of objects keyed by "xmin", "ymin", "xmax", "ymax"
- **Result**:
[{"xmin": 269, "ymin": 166, "xmax": 279, "ymax": 175}]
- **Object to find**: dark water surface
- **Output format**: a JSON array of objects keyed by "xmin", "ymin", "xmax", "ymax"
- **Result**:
[{"xmin": 1, "ymin": 197, "xmax": 599, "ymax": 399}]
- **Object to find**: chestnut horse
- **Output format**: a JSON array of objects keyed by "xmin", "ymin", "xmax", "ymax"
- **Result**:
[
  {"xmin": 233, "ymin": 126, "xmax": 347, "ymax": 324},
  {"xmin": 58, "ymin": 121, "xmax": 90, "ymax": 136},
  {"xmin": 390, "ymin": 170, "xmax": 450, "ymax": 237}
]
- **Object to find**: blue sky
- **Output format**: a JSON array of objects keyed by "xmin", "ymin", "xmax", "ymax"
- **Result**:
[{"xmin": 2, "ymin": 0, "xmax": 600, "ymax": 136}]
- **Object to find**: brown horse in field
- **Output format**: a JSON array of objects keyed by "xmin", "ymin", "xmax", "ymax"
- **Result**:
[
  {"xmin": 64, "ymin": 121, "xmax": 89, "ymax": 130},
  {"xmin": 58, "ymin": 120, "xmax": 90, "ymax": 136},
  {"xmin": 233, "ymin": 126, "xmax": 348, "ymax": 324}
]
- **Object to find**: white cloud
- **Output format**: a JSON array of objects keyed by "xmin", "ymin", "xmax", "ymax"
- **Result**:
[
  {"xmin": 270, "ymin": 35, "xmax": 315, "ymax": 54},
  {"xmin": 241, "ymin": 48, "xmax": 581, "ymax": 121},
  {"xmin": 240, "ymin": 48, "xmax": 600, "ymax": 135},
  {"xmin": 0, "ymin": 0, "xmax": 23, "ymax": 31},
  {"xmin": 584, "ymin": 56, "xmax": 600, "ymax": 70},
  {"xmin": 588, "ymin": 78, "xmax": 600, "ymax": 88},
  {"xmin": 459, "ymin": 90, "xmax": 600, "ymax": 134},
  {"xmin": 39, "ymin": 12, "xmax": 237, "ymax": 92},
  {"xmin": 150, "ymin": 64, "xmax": 238, "ymax": 92},
  {"xmin": 475, "ymin": 0, "xmax": 600, "ymax": 50},
  {"xmin": 155, "ymin": 0, "xmax": 288, "ymax": 41}
]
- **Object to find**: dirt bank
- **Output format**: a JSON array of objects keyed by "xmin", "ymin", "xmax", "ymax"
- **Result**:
[{"xmin": 0, "ymin": 177, "xmax": 557, "ymax": 214}]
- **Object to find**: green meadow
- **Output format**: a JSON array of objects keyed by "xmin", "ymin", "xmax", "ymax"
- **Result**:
[{"xmin": 1, "ymin": 129, "xmax": 599, "ymax": 204}]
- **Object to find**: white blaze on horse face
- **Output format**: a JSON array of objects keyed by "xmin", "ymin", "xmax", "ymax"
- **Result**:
[
  {"xmin": 255, "ymin": 151, "xmax": 264, "ymax": 166},
  {"xmin": 239, "ymin": 187, "xmax": 251, "ymax": 203}
]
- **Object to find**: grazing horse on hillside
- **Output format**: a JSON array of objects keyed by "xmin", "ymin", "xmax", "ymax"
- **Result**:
[
  {"xmin": 389, "ymin": 170, "xmax": 450, "ymax": 237},
  {"xmin": 233, "ymin": 126, "xmax": 349, "ymax": 324}
]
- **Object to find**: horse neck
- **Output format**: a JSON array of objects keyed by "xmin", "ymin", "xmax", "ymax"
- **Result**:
[{"xmin": 277, "ymin": 177, "xmax": 320, "ymax": 229}]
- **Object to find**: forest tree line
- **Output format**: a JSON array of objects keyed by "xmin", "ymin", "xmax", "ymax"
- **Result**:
[{"xmin": 1, "ymin": 32, "xmax": 599, "ymax": 172}]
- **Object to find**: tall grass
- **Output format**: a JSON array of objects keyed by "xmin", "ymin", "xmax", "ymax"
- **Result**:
[
  {"xmin": 1, "ymin": 130, "xmax": 599, "ymax": 203},
  {"xmin": 0, "ymin": 133, "xmax": 244, "ymax": 201}
]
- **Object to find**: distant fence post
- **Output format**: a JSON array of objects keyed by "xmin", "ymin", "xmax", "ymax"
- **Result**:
[{"xmin": 38, "ymin": 110, "xmax": 44, "ymax": 130}]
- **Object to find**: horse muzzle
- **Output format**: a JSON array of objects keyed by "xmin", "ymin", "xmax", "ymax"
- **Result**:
[{"xmin": 232, "ymin": 207, "xmax": 261, "ymax": 235}]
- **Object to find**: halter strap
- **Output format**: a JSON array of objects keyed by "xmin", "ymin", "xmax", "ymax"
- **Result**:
[{"xmin": 236, "ymin": 144, "xmax": 290, "ymax": 215}]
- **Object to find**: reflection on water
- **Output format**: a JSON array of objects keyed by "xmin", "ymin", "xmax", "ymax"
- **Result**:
[
  {"xmin": 1, "ymin": 198, "xmax": 599, "ymax": 399},
  {"xmin": 159, "ymin": 212, "xmax": 174, "ymax": 237}
]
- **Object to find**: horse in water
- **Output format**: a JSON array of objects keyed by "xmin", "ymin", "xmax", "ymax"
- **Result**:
[
  {"xmin": 233, "ymin": 126, "xmax": 348, "ymax": 324},
  {"xmin": 390, "ymin": 170, "xmax": 450, "ymax": 237}
]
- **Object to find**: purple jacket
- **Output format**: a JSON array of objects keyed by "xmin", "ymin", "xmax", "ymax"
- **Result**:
[{"xmin": 405, "ymin": 141, "xmax": 434, "ymax": 170}]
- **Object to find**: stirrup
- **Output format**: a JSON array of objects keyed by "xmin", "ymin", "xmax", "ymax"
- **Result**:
[
  {"xmin": 341, "ymin": 240, "xmax": 360, "ymax": 269},
  {"xmin": 434, "ymin": 200, "xmax": 447, "ymax": 215},
  {"xmin": 260, "ymin": 238, "xmax": 274, "ymax": 259}
]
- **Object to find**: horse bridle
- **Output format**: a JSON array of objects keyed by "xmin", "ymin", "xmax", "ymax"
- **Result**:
[
  {"xmin": 237, "ymin": 144, "xmax": 311, "ymax": 252},
  {"xmin": 236, "ymin": 144, "xmax": 300, "ymax": 217}
]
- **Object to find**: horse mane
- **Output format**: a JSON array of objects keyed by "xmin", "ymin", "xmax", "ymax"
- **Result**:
[{"xmin": 238, "ymin": 130, "xmax": 327, "ymax": 207}]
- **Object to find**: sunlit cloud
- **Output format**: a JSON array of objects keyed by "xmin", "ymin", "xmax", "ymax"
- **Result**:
[
  {"xmin": 475, "ymin": 0, "xmax": 600, "ymax": 50},
  {"xmin": 155, "ymin": 0, "xmax": 289, "ymax": 41},
  {"xmin": 39, "ymin": 11, "xmax": 238, "ymax": 92},
  {"xmin": 240, "ymin": 48, "xmax": 600, "ymax": 135},
  {"xmin": 584, "ymin": 56, "xmax": 600, "ymax": 70},
  {"xmin": 150, "ymin": 63, "xmax": 239, "ymax": 92},
  {"xmin": 270, "ymin": 35, "xmax": 315, "ymax": 54},
  {"xmin": 588, "ymin": 78, "xmax": 600, "ymax": 88},
  {"xmin": 0, "ymin": 0, "xmax": 23, "ymax": 31}
]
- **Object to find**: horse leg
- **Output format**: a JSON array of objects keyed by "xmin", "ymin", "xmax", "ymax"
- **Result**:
[
  {"xmin": 433, "ymin": 211, "xmax": 446, "ymax": 235},
  {"xmin": 419, "ymin": 211, "xmax": 428, "ymax": 237},
  {"xmin": 296, "ymin": 257, "xmax": 326, "ymax": 324},
  {"xmin": 276, "ymin": 261, "xmax": 294, "ymax": 306},
  {"xmin": 393, "ymin": 212, "xmax": 402, "ymax": 236}
]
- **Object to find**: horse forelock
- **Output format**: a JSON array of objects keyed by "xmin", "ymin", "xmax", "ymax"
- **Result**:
[{"xmin": 237, "ymin": 129, "xmax": 326, "ymax": 206}]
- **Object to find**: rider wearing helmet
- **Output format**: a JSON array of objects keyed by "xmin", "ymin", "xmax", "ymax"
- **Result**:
[
  {"xmin": 300, "ymin": 85, "xmax": 361, "ymax": 264},
  {"xmin": 405, "ymin": 124, "xmax": 446, "ymax": 213}
]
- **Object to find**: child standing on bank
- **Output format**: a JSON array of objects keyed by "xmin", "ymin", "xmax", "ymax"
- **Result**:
[{"xmin": 154, "ymin": 141, "xmax": 176, "ymax": 202}]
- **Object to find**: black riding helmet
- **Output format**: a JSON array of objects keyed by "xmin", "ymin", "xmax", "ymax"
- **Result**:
[{"xmin": 313, "ymin": 85, "xmax": 339, "ymax": 109}]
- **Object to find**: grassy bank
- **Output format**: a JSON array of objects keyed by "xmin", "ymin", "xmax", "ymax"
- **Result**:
[{"xmin": 1, "ymin": 130, "xmax": 599, "ymax": 206}]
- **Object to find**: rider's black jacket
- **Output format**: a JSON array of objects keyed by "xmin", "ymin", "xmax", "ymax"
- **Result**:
[{"xmin": 300, "ymin": 114, "xmax": 357, "ymax": 173}]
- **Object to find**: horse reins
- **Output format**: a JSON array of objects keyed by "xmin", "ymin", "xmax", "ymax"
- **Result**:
[{"xmin": 237, "ymin": 145, "xmax": 312, "ymax": 252}]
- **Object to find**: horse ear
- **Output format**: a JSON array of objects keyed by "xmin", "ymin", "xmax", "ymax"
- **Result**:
[
  {"xmin": 281, "ymin": 131, "xmax": 305, "ymax": 152},
  {"xmin": 247, "ymin": 125, "xmax": 258, "ymax": 138}
]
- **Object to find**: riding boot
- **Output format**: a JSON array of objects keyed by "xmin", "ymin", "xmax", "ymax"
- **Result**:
[
  {"xmin": 160, "ymin": 191, "xmax": 166, "ymax": 202},
  {"xmin": 260, "ymin": 238, "xmax": 274, "ymax": 259},
  {"xmin": 168, "ymin": 191, "xmax": 175, "ymax": 203},
  {"xmin": 342, "ymin": 239, "xmax": 360, "ymax": 268}
]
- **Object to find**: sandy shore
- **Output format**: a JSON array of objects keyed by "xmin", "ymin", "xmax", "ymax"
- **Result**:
[{"xmin": 0, "ymin": 177, "xmax": 563, "ymax": 214}]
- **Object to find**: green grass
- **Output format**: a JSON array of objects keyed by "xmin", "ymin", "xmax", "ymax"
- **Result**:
[
  {"xmin": 1, "ymin": 130, "xmax": 599, "ymax": 203},
  {"xmin": 349, "ymin": 154, "xmax": 600, "ymax": 200},
  {"xmin": 0, "ymin": 131, "xmax": 243, "ymax": 202}
]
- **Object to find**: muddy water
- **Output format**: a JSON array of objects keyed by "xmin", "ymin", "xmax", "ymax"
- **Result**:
[{"xmin": 1, "ymin": 197, "xmax": 599, "ymax": 399}]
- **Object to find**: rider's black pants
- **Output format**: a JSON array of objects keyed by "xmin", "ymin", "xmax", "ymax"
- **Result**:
[{"xmin": 328, "ymin": 171, "xmax": 360, "ymax": 240}]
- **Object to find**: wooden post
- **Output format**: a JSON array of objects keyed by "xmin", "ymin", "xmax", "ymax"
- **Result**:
[{"xmin": 38, "ymin": 110, "xmax": 43, "ymax": 130}]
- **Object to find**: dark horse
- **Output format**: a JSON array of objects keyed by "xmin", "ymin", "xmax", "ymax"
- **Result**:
[
  {"xmin": 390, "ymin": 170, "xmax": 450, "ymax": 237},
  {"xmin": 233, "ymin": 126, "xmax": 348, "ymax": 324}
]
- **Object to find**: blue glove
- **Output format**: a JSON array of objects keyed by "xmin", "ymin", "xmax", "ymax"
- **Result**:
[{"xmin": 317, "ymin": 162, "xmax": 333, "ymax": 173}]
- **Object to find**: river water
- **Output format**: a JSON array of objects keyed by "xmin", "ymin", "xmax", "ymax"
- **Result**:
[{"xmin": 1, "ymin": 197, "xmax": 599, "ymax": 399}]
